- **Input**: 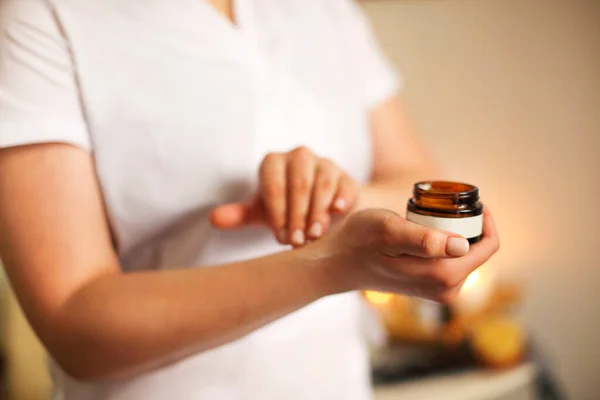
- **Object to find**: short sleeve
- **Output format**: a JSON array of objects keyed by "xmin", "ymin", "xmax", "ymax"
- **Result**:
[
  {"xmin": 0, "ymin": 0, "xmax": 91, "ymax": 151},
  {"xmin": 335, "ymin": 0, "xmax": 403, "ymax": 109}
]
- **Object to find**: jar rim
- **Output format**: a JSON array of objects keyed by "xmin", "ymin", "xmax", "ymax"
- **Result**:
[{"xmin": 413, "ymin": 180, "xmax": 479, "ymax": 200}]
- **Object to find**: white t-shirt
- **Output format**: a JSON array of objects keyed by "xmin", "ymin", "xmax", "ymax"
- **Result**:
[{"xmin": 0, "ymin": 0, "xmax": 400, "ymax": 399}]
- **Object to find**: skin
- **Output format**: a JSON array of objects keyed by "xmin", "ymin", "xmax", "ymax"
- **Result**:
[
  {"xmin": 210, "ymin": 0, "xmax": 235, "ymax": 23},
  {"xmin": 0, "ymin": 93, "xmax": 499, "ymax": 381},
  {"xmin": 211, "ymin": 96, "xmax": 439, "ymax": 246}
]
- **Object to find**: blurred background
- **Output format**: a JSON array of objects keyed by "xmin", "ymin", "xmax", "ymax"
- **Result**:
[{"xmin": 1, "ymin": 0, "xmax": 598, "ymax": 399}]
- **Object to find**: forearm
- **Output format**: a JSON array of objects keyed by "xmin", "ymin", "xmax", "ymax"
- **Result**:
[{"xmin": 46, "ymin": 246, "xmax": 343, "ymax": 381}]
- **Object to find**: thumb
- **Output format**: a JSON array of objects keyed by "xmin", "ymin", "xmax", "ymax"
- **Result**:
[
  {"xmin": 209, "ymin": 202, "xmax": 256, "ymax": 229},
  {"xmin": 381, "ymin": 215, "xmax": 470, "ymax": 258}
]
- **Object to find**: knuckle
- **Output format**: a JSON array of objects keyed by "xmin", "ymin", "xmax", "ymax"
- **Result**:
[
  {"xmin": 419, "ymin": 232, "xmax": 438, "ymax": 257},
  {"xmin": 445, "ymin": 275, "xmax": 463, "ymax": 290},
  {"xmin": 429, "ymin": 264, "xmax": 456, "ymax": 289},
  {"xmin": 261, "ymin": 152, "xmax": 279, "ymax": 167},
  {"xmin": 290, "ymin": 178, "xmax": 310, "ymax": 194},
  {"xmin": 319, "ymin": 157, "xmax": 340, "ymax": 173},
  {"xmin": 437, "ymin": 276, "xmax": 456, "ymax": 290},
  {"xmin": 319, "ymin": 157, "xmax": 334, "ymax": 168},
  {"xmin": 292, "ymin": 146, "xmax": 312, "ymax": 158},
  {"xmin": 380, "ymin": 214, "xmax": 397, "ymax": 245},
  {"xmin": 316, "ymin": 175, "xmax": 335, "ymax": 192},
  {"xmin": 288, "ymin": 218, "xmax": 305, "ymax": 229},
  {"xmin": 289, "ymin": 206, "xmax": 308, "ymax": 221},
  {"xmin": 271, "ymin": 218, "xmax": 286, "ymax": 229},
  {"xmin": 428, "ymin": 264, "xmax": 446, "ymax": 283},
  {"xmin": 264, "ymin": 182, "xmax": 284, "ymax": 198},
  {"xmin": 309, "ymin": 210, "xmax": 325, "ymax": 223}
]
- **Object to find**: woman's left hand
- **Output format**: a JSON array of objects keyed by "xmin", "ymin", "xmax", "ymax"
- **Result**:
[{"xmin": 210, "ymin": 146, "xmax": 358, "ymax": 247}]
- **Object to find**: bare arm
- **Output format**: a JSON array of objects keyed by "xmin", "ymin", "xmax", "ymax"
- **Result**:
[
  {"xmin": 356, "ymin": 95, "xmax": 440, "ymax": 214},
  {"xmin": 0, "ymin": 3, "xmax": 497, "ymax": 384},
  {"xmin": 0, "ymin": 144, "xmax": 340, "ymax": 381},
  {"xmin": 0, "ymin": 142, "xmax": 496, "ymax": 383},
  {"xmin": 0, "ymin": 2, "xmax": 340, "ymax": 381}
]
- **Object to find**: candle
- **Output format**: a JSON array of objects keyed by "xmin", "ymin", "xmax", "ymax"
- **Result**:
[{"xmin": 455, "ymin": 264, "xmax": 495, "ymax": 314}]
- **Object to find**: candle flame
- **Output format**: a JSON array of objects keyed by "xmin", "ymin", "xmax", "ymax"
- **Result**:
[
  {"xmin": 462, "ymin": 270, "xmax": 480, "ymax": 291},
  {"xmin": 364, "ymin": 291, "xmax": 393, "ymax": 305}
]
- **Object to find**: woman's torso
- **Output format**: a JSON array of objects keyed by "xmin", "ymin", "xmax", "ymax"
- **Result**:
[{"xmin": 46, "ymin": 0, "xmax": 378, "ymax": 398}]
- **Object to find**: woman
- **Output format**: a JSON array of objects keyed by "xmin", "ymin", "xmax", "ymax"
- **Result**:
[{"xmin": 0, "ymin": 0, "xmax": 499, "ymax": 399}]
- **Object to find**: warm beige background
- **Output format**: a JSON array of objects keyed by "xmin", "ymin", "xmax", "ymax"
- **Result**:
[
  {"xmin": 361, "ymin": 0, "xmax": 600, "ymax": 399},
  {"xmin": 2, "ymin": 0, "xmax": 599, "ymax": 399}
]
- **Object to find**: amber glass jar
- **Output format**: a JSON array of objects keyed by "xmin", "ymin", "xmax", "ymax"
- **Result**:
[{"xmin": 406, "ymin": 181, "xmax": 483, "ymax": 243}]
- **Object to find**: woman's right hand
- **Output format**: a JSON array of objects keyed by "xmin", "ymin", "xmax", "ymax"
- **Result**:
[{"xmin": 314, "ymin": 207, "xmax": 499, "ymax": 303}]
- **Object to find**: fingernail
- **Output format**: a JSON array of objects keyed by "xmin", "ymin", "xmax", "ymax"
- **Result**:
[
  {"xmin": 291, "ymin": 229, "xmax": 305, "ymax": 246},
  {"xmin": 333, "ymin": 198, "xmax": 346, "ymax": 211},
  {"xmin": 308, "ymin": 222, "xmax": 323, "ymax": 238},
  {"xmin": 446, "ymin": 237, "xmax": 469, "ymax": 256},
  {"xmin": 278, "ymin": 228, "xmax": 288, "ymax": 244}
]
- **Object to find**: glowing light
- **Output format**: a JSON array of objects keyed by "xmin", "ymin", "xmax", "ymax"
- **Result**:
[
  {"xmin": 365, "ymin": 291, "xmax": 393, "ymax": 305},
  {"xmin": 462, "ymin": 270, "xmax": 480, "ymax": 291}
]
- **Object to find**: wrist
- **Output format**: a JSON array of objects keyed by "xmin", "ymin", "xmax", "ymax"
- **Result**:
[{"xmin": 298, "ymin": 239, "xmax": 356, "ymax": 297}]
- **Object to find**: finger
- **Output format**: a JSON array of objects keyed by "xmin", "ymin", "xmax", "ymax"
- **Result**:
[
  {"xmin": 379, "ymin": 279, "xmax": 442, "ymax": 300},
  {"xmin": 378, "ymin": 256, "xmax": 466, "ymax": 299},
  {"xmin": 259, "ymin": 153, "xmax": 288, "ymax": 243},
  {"xmin": 384, "ymin": 211, "xmax": 500, "ymax": 290},
  {"xmin": 331, "ymin": 174, "xmax": 358, "ymax": 214},
  {"xmin": 451, "ymin": 207, "xmax": 500, "ymax": 267},
  {"xmin": 287, "ymin": 147, "xmax": 317, "ymax": 246},
  {"xmin": 209, "ymin": 203, "xmax": 255, "ymax": 229},
  {"xmin": 307, "ymin": 159, "xmax": 340, "ymax": 240},
  {"xmin": 480, "ymin": 206, "xmax": 500, "ymax": 245},
  {"xmin": 407, "ymin": 282, "xmax": 457, "ymax": 302},
  {"xmin": 367, "ymin": 265, "xmax": 450, "ymax": 301},
  {"xmin": 379, "ymin": 215, "xmax": 470, "ymax": 258},
  {"xmin": 448, "ymin": 207, "xmax": 499, "ymax": 268}
]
